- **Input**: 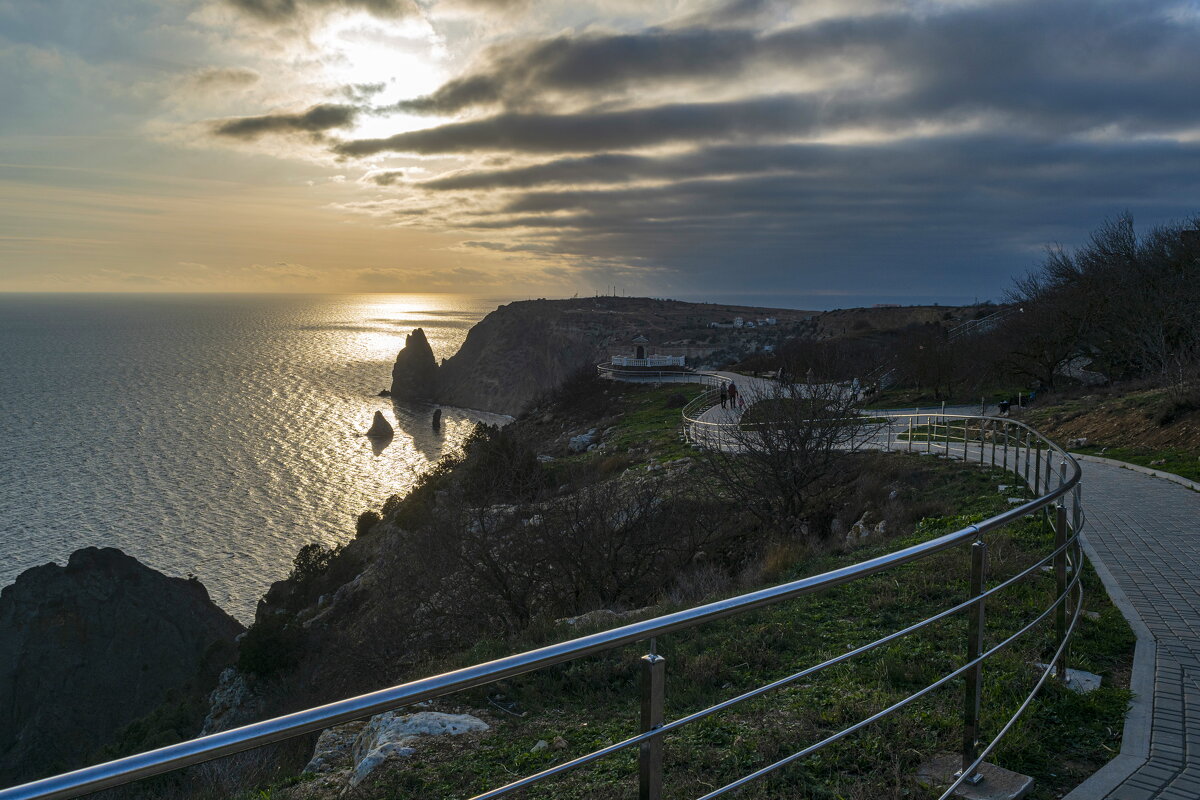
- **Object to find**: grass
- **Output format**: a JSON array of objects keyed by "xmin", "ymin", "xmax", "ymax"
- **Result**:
[
  {"xmin": 1016, "ymin": 384, "xmax": 1200, "ymax": 481},
  {"xmin": 300, "ymin": 456, "xmax": 1133, "ymax": 800},
  {"xmin": 864, "ymin": 385, "xmax": 1027, "ymax": 411},
  {"xmin": 1072, "ymin": 444, "xmax": 1200, "ymax": 483},
  {"xmin": 602, "ymin": 384, "xmax": 698, "ymax": 463}
]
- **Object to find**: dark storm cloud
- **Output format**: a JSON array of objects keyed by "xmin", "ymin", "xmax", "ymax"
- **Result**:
[
  {"xmin": 213, "ymin": 104, "xmax": 358, "ymax": 139},
  {"xmin": 420, "ymin": 145, "xmax": 831, "ymax": 190},
  {"xmin": 338, "ymin": 1, "xmax": 1200, "ymax": 159},
  {"xmin": 335, "ymin": 95, "xmax": 822, "ymax": 156},
  {"xmin": 391, "ymin": 0, "xmax": 1200, "ymax": 130},
  {"xmin": 317, "ymin": 0, "xmax": 1200, "ymax": 299},
  {"xmin": 227, "ymin": 0, "xmax": 414, "ymax": 22},
  {"xmin": 433, "ymin": 135, "xmax": 1200, "ymax": 295},
  {"xmin": 394, "ymin": 27, "xmax": 764, "ymax": 114}
]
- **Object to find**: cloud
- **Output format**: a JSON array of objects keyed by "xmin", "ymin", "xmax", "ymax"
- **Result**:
[
  {"xmin": 213, "ymin": 103, "xmax": 358, "ymax": 139},
  {"xmin": 334, "ymin": 95, "xmax": 825, "ymax": 156},
  {"xmin": 387, "ymin": 1, "xmax": 1200, "ymax": 137},
  {"xmin": 226, "ymin": 0, "xmax": 416, "ymax": 23},
  {"xmin": 389, "ymin": 133, "xmax": 1200, "ymax": 295},
  {"xmin": 189, "ymin": 66, "xmax": 261, "ymax": 90},
  {"xmin": 242, "ymin": 261, "xmax": 322, "ymax": 280},
  {"xmin": 366, "ymin": 169, "xmax": 406, "ymax": 185}
]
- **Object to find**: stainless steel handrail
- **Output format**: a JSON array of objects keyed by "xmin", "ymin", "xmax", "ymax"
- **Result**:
[{"xmin": 1, "ymin": 398, "xmax": 1083, "ymax": 800}]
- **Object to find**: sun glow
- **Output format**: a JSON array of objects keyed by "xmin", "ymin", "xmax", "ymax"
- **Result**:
[{"xmin": 313, "ymin": 12, "xmax": 451, "ymax": 139}]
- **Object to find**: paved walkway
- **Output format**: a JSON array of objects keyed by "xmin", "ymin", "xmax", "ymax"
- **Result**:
[
  {"xmin": 615, "ymin": 363, "xmax": 1197, "ymax": 796},
  {"xmin": 1068, "ymin": 460, "xmax": 1200, "ymax": 800}
]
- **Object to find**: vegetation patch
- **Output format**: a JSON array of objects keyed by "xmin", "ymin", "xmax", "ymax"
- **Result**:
[{"xmin": 269, "ymin": 457, "xmax": 1132, "ymax": 800}]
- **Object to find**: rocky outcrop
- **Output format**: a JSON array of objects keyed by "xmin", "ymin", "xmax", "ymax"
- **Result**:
[
  {"xmin": 293, "ymin": 711, "xmax": 490, "ymax": 794},
  {"xmin": 390, "ymin": 328, "xmax": 438, "ymax": 400},
  {"xmin": 365, "ymin": 411, "xmax": 394, "ymax": 439},
  {"xmin": 0, "ymin": 547, "xmax": 244, "ymax": 784},
  {"xmin": 434, "ymin": 302, "xmax": 608, "ymax": 414}
]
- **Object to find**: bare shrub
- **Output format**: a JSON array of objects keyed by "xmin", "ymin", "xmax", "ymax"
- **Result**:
[{"xmin": 695, "ymin": 379, "xmax": 869, "ymax": 532}]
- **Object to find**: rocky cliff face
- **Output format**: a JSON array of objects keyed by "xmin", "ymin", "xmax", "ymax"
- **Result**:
[
  {"xmin": 390, "ymin": 328, "xmax": 439, "ymax": 400},
  {"xmin": 0, "ymin": 547, "xmax": 244, "ymax": 785},
  {"xmin": 435, "ymin": 304, "xmax": 603, "ymax": 415}
]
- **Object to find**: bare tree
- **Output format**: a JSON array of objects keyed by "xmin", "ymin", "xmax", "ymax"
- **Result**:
[{"xmin": 695, "ymin": 380, "xmax": 868, "ymax": 532}]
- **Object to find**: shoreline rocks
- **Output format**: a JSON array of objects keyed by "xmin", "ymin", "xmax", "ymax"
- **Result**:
[{"xmin": 0, "ymin": 547, "xmax": 243, "ymax": 784}]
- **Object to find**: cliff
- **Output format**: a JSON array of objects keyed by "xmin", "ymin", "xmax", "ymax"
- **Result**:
[
  {"xmin": 0, "ymin": 547, "xmax": 244, "ymax": 785},
  {"xmin": 390, "ymin": 328, "xmax": 438, "ymax": 400},
  {"xmin": 434, "ymin": 303, "xmax": 601, "ymax": 414}
]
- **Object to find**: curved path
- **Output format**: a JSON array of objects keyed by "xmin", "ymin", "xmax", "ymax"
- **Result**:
[
  {"xmin": 609, "ymin": 364, "xmax": 1192, "ymax": 797},
  {"xmin": 1065, "ymin": 460, "xmax": 1200, "ymax": 800}
]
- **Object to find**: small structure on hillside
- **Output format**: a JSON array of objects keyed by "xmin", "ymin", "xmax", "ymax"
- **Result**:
[{"xmin": 610, "ymin": 334, "xmax": 685, "ymax": 367}]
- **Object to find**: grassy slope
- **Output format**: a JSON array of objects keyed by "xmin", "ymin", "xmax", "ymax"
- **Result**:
[
  {"xmin": 1020, "ymin": 385, "xmax": 1200, "ymax": 481},
  {"xmin": 863, "ymin": 385, "xmax": 1027, "ymax": 410},
  {"xmin": 277, "ymin": 451, "xmax": 1133, "ymax": 800}
]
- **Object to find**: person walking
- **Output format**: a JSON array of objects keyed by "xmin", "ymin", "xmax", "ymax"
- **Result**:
[
  {"xmin": 727, "ymin": 381, "xmax": 738, "ymax": 411},
  {"xmin": 720, "ymin": 384, "xmax": 728, "ymax": 408}
]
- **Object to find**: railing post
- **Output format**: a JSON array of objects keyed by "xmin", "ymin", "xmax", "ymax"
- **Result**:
[
  {"xmin": 640, "ymin": 653, "xmax": 666, "ymax": 800},
  {"xmin": 908, "ymin": 415, "xmax": 914, "ymax": 452},
  {"xmin": 926, "ymin": 414, "xmax": 933, "ymax": 454},
  {"xmin": 1023, "ymin": 431, "xmax": 1032, "ymax": 497},
  {"xmin": 1054, "ymin": 504, "xmax": 1070, "ymax": 684},
  {"xmin": 961, "ymin": 538, "xmax": 988, "ymax": 782},
  {"xmin": 990, "ymin": 421, "xmax": 997, "ymax": 467},
  {"xmin": 1033, "ymin": 441, "xmax": 1042, "ymax": 497}
]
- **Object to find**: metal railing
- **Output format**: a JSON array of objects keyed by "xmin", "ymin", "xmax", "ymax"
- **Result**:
[
  {"xmin": 2, "ymin": 408, "xmax": 1083, "ymax": 800},
  {"xmin": 596, "ymin": 362, "xmax": 726, "ymax": 386}
]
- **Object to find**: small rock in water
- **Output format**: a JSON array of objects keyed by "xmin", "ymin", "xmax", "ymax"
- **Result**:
[{"xmin": 366, "ymin": 411, "xmax": 394, "ymax": 439}]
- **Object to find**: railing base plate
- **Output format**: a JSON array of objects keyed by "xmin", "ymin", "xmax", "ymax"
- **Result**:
[{"xmin": 917, "ymin": 753, "xmax": 1033, "ymax": 800}]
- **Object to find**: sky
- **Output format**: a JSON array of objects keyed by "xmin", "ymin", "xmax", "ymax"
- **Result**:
[{"xmin": 1, "ymin": 0, "xmax": 1198, "ymax": 304}]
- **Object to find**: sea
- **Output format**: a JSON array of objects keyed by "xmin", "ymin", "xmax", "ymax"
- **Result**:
[{"xmin": 0, "ymin": 294, "xmax": 512, "ymax": 622}]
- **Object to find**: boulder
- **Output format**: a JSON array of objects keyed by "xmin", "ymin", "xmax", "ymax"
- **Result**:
[
  {"xmin": 568, "ymin": 429, "xmax": 598, "ymax": 453},
  {"xmin": 301, "ymin": 711, "xmax": 489, "ymax": 789},
  {"xmin": 390, "ymin": 328, "xmax": 439, "ymax": 400},
  {"xmin": 366, "ymin": 411, "xmax": 394, "ymax": 439},
  {"xmin": 0, "ymin": 547, "xmax": 243, "ymax": 784}
]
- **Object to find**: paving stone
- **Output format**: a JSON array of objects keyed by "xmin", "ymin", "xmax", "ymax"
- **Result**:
[{"xmin": 1077, "ymin": 460, "xmax": 1200, "ymax": 799}]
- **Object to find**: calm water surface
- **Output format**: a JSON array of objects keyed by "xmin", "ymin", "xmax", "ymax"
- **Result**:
[{"xmin": 0, "ymin": 294, "xmax": 509, "ymax": 621}]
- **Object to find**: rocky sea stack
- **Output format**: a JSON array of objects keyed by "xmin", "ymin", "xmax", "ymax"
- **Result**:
[
  {"xmin": 0, "ymin": 547, "xmax": 243, "ymax": 785},
  {"xmin": 365, "ymin": 410, "xmax": 394, "ymax": 439},
  {"xmin": 389, "ymin": 327, "xmax": 438, "ymax": 401}
]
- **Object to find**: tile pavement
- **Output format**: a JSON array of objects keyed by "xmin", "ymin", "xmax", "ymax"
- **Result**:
[{"xmin": 1071, "ymin": 460, "xmax": 1200, "ymax": 799}]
